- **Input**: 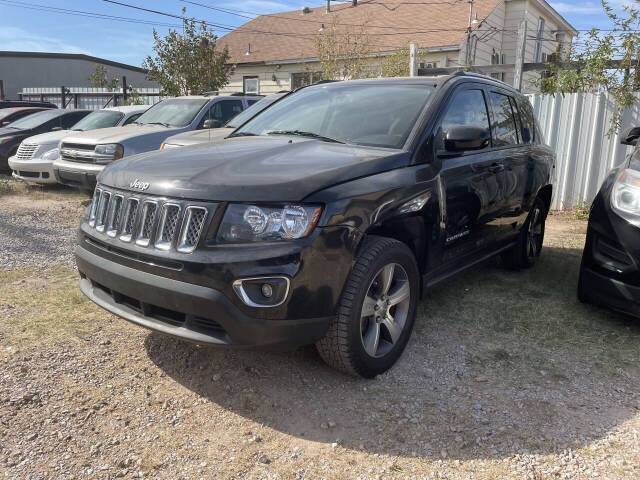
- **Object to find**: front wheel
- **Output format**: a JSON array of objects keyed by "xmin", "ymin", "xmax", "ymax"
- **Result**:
[{"xmin": 316, "ymin": 236, "xmax": 420, "ymax": 378}]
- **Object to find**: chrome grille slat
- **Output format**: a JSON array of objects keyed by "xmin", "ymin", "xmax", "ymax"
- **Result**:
[
  {"xmin": 119, "ymin": 198, "xmax": 139, "ymax": 242},
  {"xmin": 177, "ymin": 206, "xmax": 208, "ymax": 253},
  {"xmin": 136, "ymin": 201, "xmax": 159, "ymax": 247},
  {"xmin": 88, "ymin": 186, "xmax": 211, "ymax": 254},
  {"xmin": 106, "ymin": 194, "xmax": 124, "ymax": 238},
  {"xmin": 155, "ymin": 203, "xmax": 181, "ymax": 251},
  {"xmin": 95, "ymin": 191, "xmax": 111, "ymax": 232},
  {"xmin": 15, "ymin": 143, "xmax": 38, "ymax": 160}
]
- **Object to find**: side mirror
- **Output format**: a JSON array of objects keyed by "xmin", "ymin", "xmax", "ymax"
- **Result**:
[
  {"xmin": 621, "ymin": 126, "xmax": 640, "ymax": 146},
  {"xmin": 202, "ymin": 119, "xmax": 223, "ymax": 129},
  {"xmin": 441, "ymin": 125, "xmax": 490, "ymax": 154},
  {"xmin": 51, "ymin": 126, "xmax": 63, "ymax": 131}
]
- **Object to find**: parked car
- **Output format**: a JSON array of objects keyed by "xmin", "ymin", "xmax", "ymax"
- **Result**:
[
  {"xmin": 8, "ymin": 106, "xmax": 148, "ymax": 184},
  {"xmin": 74, "ymin": 74, "xmax": 554, "ymax": 377},
  {"xmin": 52, "ymin": 94, "xmax": 261, "ymax": 190},
  {"xmin": 578, "ymin": 126, "xmax": 640, "ymax": 316},
  {"xmin": 0, "ymin": 100, "xmax": 57, "ymax": 109},
  {"xmin": 0, "ymin": 109, "xmax": 90, "ymax": 171},
  {"xmin": 0, "ymin": 106, "xmax": 53, "ymax": 126},
  {"xmin": 161, "ymin": 92, "xmax": 288, "ymax": 149}
]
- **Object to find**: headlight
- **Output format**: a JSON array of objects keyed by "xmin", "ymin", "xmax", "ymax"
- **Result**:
[
  {"xmin": 612, "ymin": 168, "xmax": 640, "ymax": 216},
  {"xmin": 218, "ymin": 204, "xmax": 322, "ymax": 242},
  {"xmin": 41, "ymin": 148, "xmax": 59, "ymax": 162},
  {"xmin": 94, "ymin": 143, "xmax": 124, "ymax": 161}
]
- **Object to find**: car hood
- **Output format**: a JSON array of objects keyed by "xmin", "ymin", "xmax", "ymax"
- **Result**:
[
  {"xmin": 164, "ymin": 127, "xmax": 232, "ymax": 147},
  {"xmin": 60, "ymin": 124, "xmax": 182, "ymax": 145},
  {"xmin": 99, "ymin": 136, "xmax": 407, "ymax": 202},
  {"xmin": 22, "ymin": 129, "xmax": 71, "ymax": 145}
]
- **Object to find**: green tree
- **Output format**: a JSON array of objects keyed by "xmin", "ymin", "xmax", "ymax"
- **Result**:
[
  {"xmin": 142, "ymin": 12, "xmax": 232, "ymax": 96},
  {"xmin": 88, "ymin": 64, "xmax": 119, "ymax": 89},
  {"xmin": 537, "ymin": 0, "xmax": 640, "ymax": 133},
  {"xmin": 315, "ymin": 16, "xmax": 373, "ymax": 80}
]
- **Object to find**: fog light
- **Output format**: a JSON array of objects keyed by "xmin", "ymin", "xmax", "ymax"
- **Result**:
[
  {"xmin": 232, "ymin": 276, "xmax": 290, "ymax": 308},
  {"xmin": 261, "ymin": 283, "xmax": 273, "ymax": 298}
]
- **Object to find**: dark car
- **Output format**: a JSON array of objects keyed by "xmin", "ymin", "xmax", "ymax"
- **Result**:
[
  {"xmin": 75, "ymin": 74, "xmax": 554, "ymax": 377},
  {"xmin": 578, "ymin": 126, "xmax": 640, "ymax": 316},
  {"xmin": 0, "ymin": 106, "xmax": 54, "ymax": 126},
  {"xmin": 0, "ymin": 109, "xmax": 90, "ymax": 171},
  {"xmin": 0, "ymin": 100, "xmax": 57, "ymax": 109}
]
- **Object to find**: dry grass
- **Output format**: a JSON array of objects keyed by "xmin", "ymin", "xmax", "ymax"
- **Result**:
[{"xmin": 0, "ymin": 266, "xmax": 107, "ymax": 346}]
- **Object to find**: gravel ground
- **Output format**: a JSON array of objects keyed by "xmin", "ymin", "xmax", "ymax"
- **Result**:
[
  {"xmin": 0, "ymin": 185, "xmax": 87, "ymax": 270},
  {"xmin": 1, "ymin": 182, "xmax": 639, "ymax": 479}
]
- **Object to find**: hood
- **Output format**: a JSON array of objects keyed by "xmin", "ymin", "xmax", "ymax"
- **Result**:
[
  {"xmin": 22, "ymin": 129, "xmax": 71, "ymax": 146},
  {"xmin": 164, "ymin": 127, "xmax": 232, "ymax": 147},
  {"xmin": 99, "ymin": 136, "xmax": 407, "ymax": 202},
  {"xmin": 60, "ymin": 124, "xmax": 183, "ymax": 145}
]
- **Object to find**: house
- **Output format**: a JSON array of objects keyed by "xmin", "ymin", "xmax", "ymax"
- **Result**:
[{"xmin": 218, "ymin": 0, "xmax": 577, "ymax": 94}]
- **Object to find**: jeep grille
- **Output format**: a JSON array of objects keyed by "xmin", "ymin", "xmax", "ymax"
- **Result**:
[{"xmin": 87, "ymin": 186, "xmax": 214, "ymax": 253}]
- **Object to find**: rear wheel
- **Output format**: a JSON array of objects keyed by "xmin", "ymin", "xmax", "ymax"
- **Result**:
[
  {"xmin": 503, "ymin": 197, "xmax": 546, "ymax": 269},
  {"xmin": 316, "ymin": 236, "xmax": 419, "ymax": 378}
]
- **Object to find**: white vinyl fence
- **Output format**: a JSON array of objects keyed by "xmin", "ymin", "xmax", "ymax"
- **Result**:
[{"xmin": 527, "ymin": 92, "xmax": 640, "ymax": 210}]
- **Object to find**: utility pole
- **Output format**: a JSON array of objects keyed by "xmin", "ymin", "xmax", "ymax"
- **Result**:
[
  {"xmin": 513, "ymin": 20, "xmax": 527, "ymax": 90},
  {"xmin": 410, "ymin": 43, "xmax": 419, "ymax": 77},
  {"xmin": 326, "ymin": 0, "xmax": 330, "ymax": 14},
  {"xmin": 122, "ymin": 76, "xmax": 128, "ymax": 105},
  {"xmin": 465, "ymin": 0, "xmax": 474, "ymax": 67}
]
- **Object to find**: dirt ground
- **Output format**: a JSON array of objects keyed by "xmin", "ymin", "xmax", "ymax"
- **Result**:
[{"xmin": 1, "ymin": 179, "xmax": 639, "ymax": 480}]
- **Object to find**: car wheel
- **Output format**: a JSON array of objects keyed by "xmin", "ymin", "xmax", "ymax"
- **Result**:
[
  {"xmin": 503, "ymin": 197, "xmax": 546, "ymax": 269},
  {"xmin": 316, "ymin": 236, "xmax": 419, "ymax": 378}
]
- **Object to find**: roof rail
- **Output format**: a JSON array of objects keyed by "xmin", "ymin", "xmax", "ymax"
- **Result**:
[{"xmin": 450, "ymin": 70, "xmax": 514, "ymax": 89}]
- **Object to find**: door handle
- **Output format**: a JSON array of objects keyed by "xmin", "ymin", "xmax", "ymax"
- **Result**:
[{"xmin": 488, "ymin": 163, "xmax": 504, "ymax": 173}]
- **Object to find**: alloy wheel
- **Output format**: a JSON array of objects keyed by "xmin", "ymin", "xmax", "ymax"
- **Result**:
[
  {"xmin": 360, "ymin": 263, "xmax": 411, "ymax": 358},
  {"xmin": 526, "ymin": 205, "xmax": 544, "ymax": 259}
]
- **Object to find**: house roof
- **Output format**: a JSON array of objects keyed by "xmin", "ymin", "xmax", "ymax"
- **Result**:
[{"xmin": 219, "ymin": 0, "xmax": 504, "ymax": 65}]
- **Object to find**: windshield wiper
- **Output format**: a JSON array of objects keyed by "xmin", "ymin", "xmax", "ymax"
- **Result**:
[
  {"xmin": 229, "ymin": 132, "xmax": 258, "ymax": 138},
  {"xmin": 266, "ymin": 130, "xmax": 344, "ymax": 144},
  {"xmin": 142, "ymin": 122, "xmax": 170, "ymax": 127}
]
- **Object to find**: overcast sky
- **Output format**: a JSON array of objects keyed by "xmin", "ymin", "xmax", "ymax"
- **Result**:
[{"xmin": 0, "ymin": 0, "xmax": 625, "ymax": 66}]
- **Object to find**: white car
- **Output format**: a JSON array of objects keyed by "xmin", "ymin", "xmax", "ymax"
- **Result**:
[{"xmin": 9, "ymin": 106, "xmax": 147, "ymax": 184}]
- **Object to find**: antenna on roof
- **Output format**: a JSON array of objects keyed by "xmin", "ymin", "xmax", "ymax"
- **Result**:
[{"xmin": 245, "ymin": 43, "xmax": 251, "ymax": 56}]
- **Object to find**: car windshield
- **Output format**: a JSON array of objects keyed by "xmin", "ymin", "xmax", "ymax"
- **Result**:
[
  {"xmin": 0, "ymin": 108, "xmax": 19, "ymax": 121},
  {"xmin": 7, "ymin": 109, "xmax": 63, "ymax": 130},
  {"xmin": 134, "ymin": 99, "xmax": 208, "ymax": 127},
  {"xmin": 226, "ymin": 94, "xmax": 285, "ymax": 128},
  {"xmin": 71, "ymin": 110, "xmax": 124, "ymax": 130},
  {"xmin": 234, "ymin": 83, "xmax": 434, "ymax": 148}
]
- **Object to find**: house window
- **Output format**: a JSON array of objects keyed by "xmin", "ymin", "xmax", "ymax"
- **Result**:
[
  {"xmin": 534, "ymin": 17, "xmax": 545, "ymax": 62},
  {"xmin": 290, "ymin": 72, "xmax": 323, "ymax": 90},
  {"xmin": 243, "ymin": 76, "xmax": 259, "ymax": 95}
]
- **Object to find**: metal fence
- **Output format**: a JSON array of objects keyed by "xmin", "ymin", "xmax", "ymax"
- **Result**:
[
  {"xmin": 527, "ymin": 92, "xmax": 640, "ymax": 210},
  {"xmin": 18, "ymin": 87, "xmax": 163, "ymax": 110}
]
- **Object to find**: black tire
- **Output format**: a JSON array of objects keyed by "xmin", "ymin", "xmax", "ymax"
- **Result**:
[
  {"xmin": 316, "ymin": 236, "xmax": 420, "ymax": 378},
  {"xmin": 502, "ymin": 197, "xmax": 546, "ymax": 270}
]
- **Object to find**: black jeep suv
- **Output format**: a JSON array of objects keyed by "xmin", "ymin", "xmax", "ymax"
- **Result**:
[{"xmin": 75, "ymin": 74, "xmax": 555, "ymax": 377}]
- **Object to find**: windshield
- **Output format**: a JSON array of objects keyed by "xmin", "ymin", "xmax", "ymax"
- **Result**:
[
  {"xmin": 226, "ymin": 94, "xmax": 285, "ymax": 128},
  {"xmin": 71, "ymin": 110, "xmax": 124, "ymax": 130},
  {"xmin": 234, "ymin": 83, "xmax": 434, "ymax": 148},
  {"xmin": 7, "ymin": 109, "xmax": 63, "ymax": 130},
  {"xmin": 0, "ymin": 108, "xmax": 19, "ymax": 121},
  {"xmin": 134, "ymin": 99, "xmax": 208, "ymax": 127}
]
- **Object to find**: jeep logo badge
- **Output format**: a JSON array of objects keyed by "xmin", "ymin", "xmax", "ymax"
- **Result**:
[{"xmin": 129, "ymin": 179, "xmax": 150, "ymax": 191}]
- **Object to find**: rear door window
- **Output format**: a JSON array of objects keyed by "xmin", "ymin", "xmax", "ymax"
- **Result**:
[{"xmin": 489, "ymin": 91, "xmax": 519, "ymax": 147}]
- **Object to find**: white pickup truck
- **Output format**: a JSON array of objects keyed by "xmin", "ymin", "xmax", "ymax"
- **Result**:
[{"xmin": 52, "ymin": 94, "xmax": 260, "ymax": 190}]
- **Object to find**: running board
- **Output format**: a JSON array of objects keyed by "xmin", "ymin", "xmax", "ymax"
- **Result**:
[{"xmin": 424, "ymin": 242, "xmax": 516, "ymax": 290}]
